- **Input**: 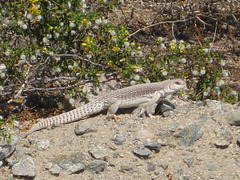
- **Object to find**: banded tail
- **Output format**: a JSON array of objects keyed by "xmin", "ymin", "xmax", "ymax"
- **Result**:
[{"xmin": 25, "ymin": 100, "xmax": 105, "ymax": 137}]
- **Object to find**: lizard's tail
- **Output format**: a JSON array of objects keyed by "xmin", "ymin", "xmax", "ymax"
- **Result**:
[{"xmin": 25, "ymin": 100, "xmax": 105, "ymax": 137}]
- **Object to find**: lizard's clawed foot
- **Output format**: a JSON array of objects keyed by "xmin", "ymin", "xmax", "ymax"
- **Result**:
[{"xmin": 107, "ymin": 114, "xmax": 122, "ymax": 121}]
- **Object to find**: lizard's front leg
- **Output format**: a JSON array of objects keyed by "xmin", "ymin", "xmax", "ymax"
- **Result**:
[
  {"xmin": 106, "ymin": 99, "xmax": 121, "ymax": 121},
  {"xmin": 146, "ymin": 91, "xmax": 163, "ymax": 117}
]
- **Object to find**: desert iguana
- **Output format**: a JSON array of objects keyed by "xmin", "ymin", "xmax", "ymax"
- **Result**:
[{"xmin": 25, "ymin": 79, "xmax": 186, "ymax": 136}]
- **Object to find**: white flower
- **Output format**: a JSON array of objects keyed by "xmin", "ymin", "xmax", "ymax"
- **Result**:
[
  {"xmin": 54, "ymin": 32, "xmax": 60, "ymax": 39},
  {"xmin": 93, "ymin": 25, "xmax": 99, "ymax": 29},
  {"xmin": 71, "ymin": 30, "xmax": 76, "ymax": 35},
  {"xmin": 67, "ymin": 2, "xmax": 72, "ymax": 9},
  {"xmin": 130, "ymin": 80, "xmax": 136, "ymax": 86},
  {"xmin": 17, "ymin": 20, "xmax": 23, "ymax": 26},
  {"xmin": 220, "ymin": 60, "xmax": 225, "ymax": 66},
  {"xmin": 43, "ymin": 37, "xmax": 49, "ymax": 44},
  {"xmin": 192, "ymin": 70, "xmax": 199, "ymax": 76},
  {"xmin": 55, "ymin": 67, "xmax": 61, "ymax": 73},
  {"xmin": 180, "ymin": 58, "xmax": 186, "ymax": 63},
  {"xmin": 69, "ymin": 22, "xmax": 76, "ymax": 28},
  {"xmin": 20, "ymin": 54, "xmax": 26, "ymax": 60},
  {"xmin": 160, "ymin": 43, "xmax": 166, "ymax": 49},
  {"xmin": 203, "ymin": 91, "xmax": 209, "ymax": 96},
  {"xmin": 134, "ymin": 68, "xmax": 143, "ymax": 73},
  {"xmin": 68, "ymin": 65, "xmax": 73, "ymax": 70},
  {"xmin": 54, "ymin": 56, "xmax": 61, "ymax": 61},
  {"xmin": 0, "ymin": 64, "xmax": 7, "ymax": 72},
  {"xmin": 87, "ymin": 54, "xmax": 92, "ymax": 59},
  {"xmin": 27, "ymin": 14, "xmax": 33, "ymax": 20},
  {"xmin": 208, "ymin": 58, "xmax": 213, "ymax": 64},
  {"xmin": 47, "ymin": 34, "xmax": 52, "ymax": 39},
  {"xmin": 157, "ymin": 37, "xmax": 163, "ymax": 42},
  {"xmin": 203, "ymin": 48, "xmax": 209, "ymax": 53},
  {"xmin": 217, "ymin": 80, "xmax": 224, "ymax": 86},
  {"xmin": 134, "ymin": 75, "xmax": 140, "ymax": 81},
  {"xmin": 0, "ymin": 72, "xmax": 5, "ymax": 79},
  {"xmin": 22, "ymin": 24, "xmax": 28, "ymax": 30},
  {"xmin": 95, "ymin": 18, "xmax": 102, "ymax": 25},
  {"xmin": 86, "ymin": 21, "xmax": 92, "ymax": 28},
  {"xmin": 162, "ymin": 71, "xmax": 168, "ymax": 76},
  {"xmin": 123, "ymin": 42, "xmax": 130, "ymax": 48},
  {"xmin": 200, "ymin": 69, "xmax": 206, "ymax": 75},
  {"xmin": 5, "ymin": 50, "xmax": 11, "ymax": 56},
  {"xmin": 48, "ymin": 51, "xmax": 54, "ymax": 56},
  {"xmin": 37, "ymin": 15, "xmax": 42, "ymax": 20},
  {"xmin": 109, "ymin": 30, "xmax": 116, "ymax": 36},
  {"xmin": 31, "ymin": 55, "xmax": 36, "ymax": 61},
  {"xmin": 222, "ymin": 70, "xmax": 228, "ymax": 77},
  {"xmin": 103, "ymin": 19, "xmax": 108, "ymax": 24},
  {"xmin": 0, "ymin": 115, "xmax": 3, "ymax": 120},
  {"xmin": 231, "ymin": 90, "xmax": 237, "ymax": 96}
]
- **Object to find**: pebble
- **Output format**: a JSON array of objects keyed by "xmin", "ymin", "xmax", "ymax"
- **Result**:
[
  {"xmin": 204, "ymin": 162, "xmax": 219, "ymax": 171},
  {"xmin": 89, "ymin": 146, "xmax": 108, "ymax": 160},
  {"xmin": 237, "ymin": 136, "xmax": 240, "ymax": 146},
  {"xmin": 86, "ymin": 160, "xmax": 107, "ymax": 173},
  {"xmin": 155, "ymin": 100, "xmax": 175, "ymax": 114},
  {"xmin": 12, "ymin": 156, "xmax": 36, "ymax": 178},
  {"xmin": 113, "ymin": 132, "xmax": 126, "ymax": 145},
  {"xmin": 120, "ymin": 165, "xmax": 133, "ymax": 172},
  {"xmin": 74, "ymin": 120, "xmax": 97, "ymax": 135},
  {"xmin": 52, "ymin": 153, "xmax": 85, "ymax": 174},
  {"xmin": 174, "ymin": 122, "xmax": 203, "ymax": 146},
  {"xmin": 0, "ymin": 135, "xmax": 18, "ymax": 161},
  {"xmin": 183, "ymin": 157, "xmax": 194, "ymax": 167},
  {"xmin": 132, "ymin": 147, "xmax": 151, "ymax": 158},
  {"xmin": 143, "ymin": 141, "xmax": 161, "ymax": 152},
  {"xmin": 199, "ymin": 113, "xmax": 208, "ymax": 122},
  {"xmin": 214, "ymin": 127, "xmax": 233, "ymax": 148},
  {"xmin": 226, "ymin": 113, "xmax": 240, "ymax": 126},
  {"xmin": 146, "ymin": 162, "xmax": 156, "ymax": 172},
  {"xmin": 36, "ymin": 139, "xmax": 50, "ymax": 150}
]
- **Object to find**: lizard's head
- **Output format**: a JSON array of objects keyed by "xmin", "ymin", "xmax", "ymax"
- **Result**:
[
  {"xmin": 171, "ymin": 79, "xmax": 187, "ymax": 90},
  {"xmin": 166, "ymin": 79, "xmax": 187, "ymax": 93}
]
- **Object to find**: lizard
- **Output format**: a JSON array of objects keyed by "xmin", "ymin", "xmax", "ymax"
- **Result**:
[{"xmin": 25, "ymin": 79, "xmax": 186, "ymax": 137}]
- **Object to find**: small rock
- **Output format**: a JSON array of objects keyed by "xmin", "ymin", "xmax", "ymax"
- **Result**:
[
  {"xmin": 36, "ymin": 139, "xmax": 50, "ymax": 150},
  {"xmin": 86, "ymin": 160, "xmax": 107, "ymax": 174},
  {"xmin": 183, "ymin": 157, "xmax": 194, "ymax": 167},
  {"xmin": 0, "ymin": 135, "xmax": 18, "ymax": 161},
  {"xmin": 113, "ymin": 132, "xmax": 126, "ymax": 145},
  {"xmin": 146, "ymin": 162, "xmax": 156, "ymax": 172},
  {"xmin": 226, "ymin": 113, "xmax": 240, "ymax": 126},
  {"xmin": 169, "ymin": 124, "xmax": 178, "ymax": 132},
  {"xmin": 182, "ymin": 176, "xmax": 190, "ymax": 180},
  {"xmin": 89, "ymin": 146, "xmax": 108, "ymax": 160},
  {"xmin": 12, "ymin": 156, "xmax": 36, "ymax": 178},
  {"xmin": 74, "ymin": 120, "xmax": 96, "ymax": 135},
  {"xmin": 174, "ymin": 122, "xmax": 203, "ymax": 146},
  {"xmin": 199, "ymin": 114, "xmax": 208, "ymax": 122},
  {"xmin": 237, "ymin": 137, "xmax": 240, "ymax": 146},
  {"xmin": 143, "ymin": 141, "xmax": 161, "ymax": 152},
  {"xmin": 159, "ymin": 162, "xmax": 168, "ymax": 170},
  {"xmin": 132, "ymin": 147, "xmax": 151, "ymax": 158},
  {"xmin": 155, "ymin": 100, "xmax": 175, "ymax": 114},
  {"xmin": 204, "ymin": 162, "xmax": 219, "ymax": 171},
  {"xmin": 52, "ymin": 153, "xmax": 85, "ymax": 174},
  {"xmin": 49, "ymin": 164, "xmax": 62, "ymax": 176},
  {"xmin": 214, "ymin": 127, "xmax": 233, "ymax": 148},
  {"xmin": 120, "ymin": 165, "xmax": 133, "ymax": 172}
]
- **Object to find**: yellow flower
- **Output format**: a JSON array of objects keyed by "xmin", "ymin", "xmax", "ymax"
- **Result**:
[
  {"xmin": 112, "ymin": 46, "xmax": 120, "ymax": 52},
  {"xmin": 81, "ymin": 42, "xmax": 87, "ymax": 46},
  {"xmin": 81, "ymin": 19, "xmax": 89, "ymax": 26},
  {"xmin": 28, "ymin": 3, "xmax": 40, "ymax": 15},
  {"xmin": 169, "ymin": 43, "xmax": 176, "ymax": 50},
  {"xmin": 107, "ymin": 60, "xmax": 113, "ymax": 67},
  {"xmin": 29, "ymin": 0, "xmax": 38, "ymax": 2}
]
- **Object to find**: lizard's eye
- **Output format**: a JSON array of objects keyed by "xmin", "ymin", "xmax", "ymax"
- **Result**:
[{"xmin": 175, "ymin": 81, "xmax": 181, "ymax": 85}]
